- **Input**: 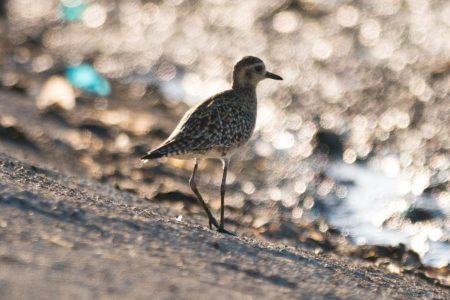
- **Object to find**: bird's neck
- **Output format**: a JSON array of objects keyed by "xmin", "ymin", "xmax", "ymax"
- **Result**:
[
  {"xmin": 231, "ymin": 83, "xmax": 256, "ymax": 94},
  {"xmin": 233, "ymin": 76, "xmax": 257, "ymax": 91},
  {"xmin": 231, "ymin": 86, "xmax": 257, "ymax": 110}
]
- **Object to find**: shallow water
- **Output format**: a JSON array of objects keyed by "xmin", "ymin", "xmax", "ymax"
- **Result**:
[{"xmin": 327, "ymin": 161, "xmax": 449, "ymax": 268}]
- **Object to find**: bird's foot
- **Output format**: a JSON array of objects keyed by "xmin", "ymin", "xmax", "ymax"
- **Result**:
[
  {"xmin": 208, "ymin": 217, "xmax": 220, "ymax": 230},
  {"xmin": 216, "ymin": 227, "xmax": 236, "ymax": 236}
]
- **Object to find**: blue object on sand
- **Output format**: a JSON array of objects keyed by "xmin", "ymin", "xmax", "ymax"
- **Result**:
[
  {"xmin": 65, "ymin": 63, "xmax": 111, "ymax": 97},
  {"xmin": 60, "ymin": 0, "xmax": 87, "ymax": 22}
]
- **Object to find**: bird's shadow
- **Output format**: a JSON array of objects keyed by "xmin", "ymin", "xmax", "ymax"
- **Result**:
[{"xmin": 212, "ymin": 261, "xmax": 298, "ymax": 288}]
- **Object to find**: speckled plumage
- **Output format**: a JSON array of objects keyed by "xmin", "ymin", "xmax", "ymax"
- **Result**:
[
  {"xmin": 142, "ymin": 56, "xmax": 282, "ymax": 234},
  {"xmin": 144, "ymin": 88, "xmax": 257, "ymax": 159}
]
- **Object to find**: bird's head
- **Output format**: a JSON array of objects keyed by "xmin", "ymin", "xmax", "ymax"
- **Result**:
[{"xmin": 232, "ymin": 56, "xmax": 283, "ymax": 89}]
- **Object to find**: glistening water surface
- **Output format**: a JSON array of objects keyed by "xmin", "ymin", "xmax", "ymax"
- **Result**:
[{"xmin": 327, "ymin": 161, "xmax": 449, "ymax": 267}]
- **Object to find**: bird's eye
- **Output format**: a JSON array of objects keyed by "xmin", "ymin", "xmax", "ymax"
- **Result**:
[{"xmin": 254, "ymin": 65, "xmax": 263, "ymax": 72}]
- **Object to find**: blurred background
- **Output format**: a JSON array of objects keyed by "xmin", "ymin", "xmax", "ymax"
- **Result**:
[{"xmin": 0, "ymin": 0, "xmax": 449, "ymax": 281}]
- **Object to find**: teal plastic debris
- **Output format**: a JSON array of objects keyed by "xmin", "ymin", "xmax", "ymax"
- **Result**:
[
  {"xmin": 65, "ymin": 63, "xmax": 111, "ymax": 97},
  {"xmin": 60, "ymin": 0, "xmax": 87, "ymax": 22}
]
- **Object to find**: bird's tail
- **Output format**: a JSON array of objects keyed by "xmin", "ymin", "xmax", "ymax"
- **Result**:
[
  {"xmin": 141, "ymin": 141, "xmax": 179, "ymax": 160},
  {"xmin": 141, "ymin": 150, "xmax": 165, "ymax": 160}
]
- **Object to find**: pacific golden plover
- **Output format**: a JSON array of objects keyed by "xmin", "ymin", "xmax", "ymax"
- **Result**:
[{"xmin": 142, "ymin": 56, "xmax": 282, "ymax": 234}]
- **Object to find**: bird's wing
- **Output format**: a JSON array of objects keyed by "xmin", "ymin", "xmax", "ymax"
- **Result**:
[{"xmin": 163, "ymin": 90, "xmax": 239, "ymax": 152}]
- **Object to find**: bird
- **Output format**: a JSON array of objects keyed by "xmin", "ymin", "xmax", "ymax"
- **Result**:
[{"xmin": 141, "ymin": 56, "xmax": 282, "ymax": 234}]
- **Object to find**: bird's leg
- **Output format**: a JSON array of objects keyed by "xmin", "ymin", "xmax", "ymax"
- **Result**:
[
  {"xmin": 217, "ymin": 158, "xmax": 235, "ymax": 235},
  {"xmin": 189, "ymin": 159, "xmax": 219, "ymax": 229}
]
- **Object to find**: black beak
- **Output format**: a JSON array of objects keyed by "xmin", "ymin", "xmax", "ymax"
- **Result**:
[{"xmin": 265, "ymin": 71, "xmax": 283, "ymax": 80}]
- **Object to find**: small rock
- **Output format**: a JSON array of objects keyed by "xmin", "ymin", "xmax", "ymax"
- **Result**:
[
  {"xmin": 65, "ymin": 63, "xmax": 111, "ymax": 97},
  {"xmin": 60, "ymin": 0, "xmax": 87, "ymax": 22},
  {"xmin": 315, "ymin": 130, "xmax": 344, "ymax": 158},
  {"xmin": 404, "ymin": 207, "xmax": 442, "ymax": 223},
  {"xmin": 36, "ymin": 76, "xmax": 76, "ymax": 110}
]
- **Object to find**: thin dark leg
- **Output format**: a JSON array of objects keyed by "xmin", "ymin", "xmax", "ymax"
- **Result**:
[
  {"xmin": 217, "ymin": 158, "xmax": 235, "ymax": 235},
  {"xmin": 189, "ymin": 159, "xmax": 219, "ymax": 229},
  {"xmin": 220, "ymin": 158, "xmax": 228, "ymax": 229}
]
